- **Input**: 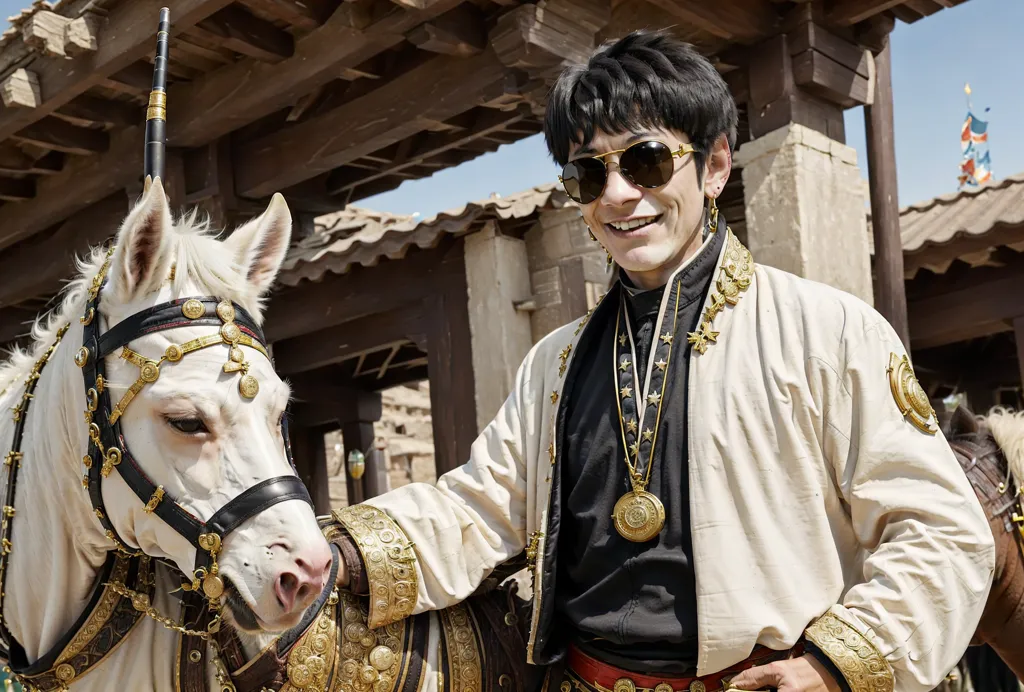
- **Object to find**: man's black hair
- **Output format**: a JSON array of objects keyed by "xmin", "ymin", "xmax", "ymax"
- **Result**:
[{"xmin": 543, "ymin": 29, "xmax": 738, "ymax": 175}]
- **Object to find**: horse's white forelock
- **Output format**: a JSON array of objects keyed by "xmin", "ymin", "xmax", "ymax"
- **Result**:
[
  {"xmin": 984, "ymin": 406, "xmax": 1024, "ymax": 489},
  {"xmin": 0, "ymin": 206, "xmax": 264, "ymax": 397}
]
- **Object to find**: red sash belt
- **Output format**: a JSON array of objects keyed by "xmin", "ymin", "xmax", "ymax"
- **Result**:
[{"xmin": 567, "ymin": 641, "xmax": 805, "ymax": 692}]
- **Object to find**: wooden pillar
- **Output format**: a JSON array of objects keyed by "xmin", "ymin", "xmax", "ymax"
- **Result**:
[
  {"xmin": 289, "ymin": 423, "xmax": 332, "ymax": 516},
  {"xmin": 426, "ymin": 280, "xmax": 478, "ymax": 475},
  {"xmin": 341, "ymin": 421, "xmax": 372, "ymax": 506},
  {"xmin": 864, "ymin": 34, "xmax": 910, "ymax": 349},
  {"xmin": 1014, "ymin": 316, "xmax": 1024, "ymax": 389}
]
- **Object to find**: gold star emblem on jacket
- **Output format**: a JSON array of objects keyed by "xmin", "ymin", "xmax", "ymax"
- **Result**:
[{"xmin": 687, "ymin": 323, "xmax": 719, "ymax": 354}]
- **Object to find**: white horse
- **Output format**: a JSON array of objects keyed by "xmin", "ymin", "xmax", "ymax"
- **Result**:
[{"xmin": 0, "ymin": 179, "xmax": 332, "ymax": 689}]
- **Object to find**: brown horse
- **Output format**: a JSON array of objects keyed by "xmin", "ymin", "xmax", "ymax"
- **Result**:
[{"xmin": 936, "ymin": 405, "xmax": 1024, "ymax": 692}]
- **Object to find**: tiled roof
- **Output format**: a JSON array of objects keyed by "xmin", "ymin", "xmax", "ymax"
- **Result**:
[
  {"xmin": 280, "ymin": 171, "xmax": 1024, "ymax": 286},
  {"xmin": 278, "ymin": 184, "xmax": 567, "ymax": 286}
]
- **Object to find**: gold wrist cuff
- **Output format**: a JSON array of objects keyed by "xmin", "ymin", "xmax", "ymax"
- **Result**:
[
  {"xmin": 805, "ymin": 610, "xmax": 895, "ymax": 692},
  {"xmin": 333, "ymin": 504, "xmax": 418, "ymax": 629}
]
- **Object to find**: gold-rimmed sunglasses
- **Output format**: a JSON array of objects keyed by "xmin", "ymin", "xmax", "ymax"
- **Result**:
[{"xmin": 558, "ymin": 140, "xmax": 696, "ymax": 204}]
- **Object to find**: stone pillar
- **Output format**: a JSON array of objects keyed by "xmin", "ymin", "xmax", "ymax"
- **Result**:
[
  {"xmin": 464, "ymin": 221, "xmax": 535, "ymax": 432},
  {"xmin": 525, "ymin": 207, "xmax": 613, "ymax": 342},
  {"xmin": 734, "ymin": 123, "xmax": 874, "ymax": 305}
]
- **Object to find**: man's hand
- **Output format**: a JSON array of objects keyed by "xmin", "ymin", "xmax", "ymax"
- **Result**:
[{"xmin": 727, "ymin": 655, "xmax": 842, "ymax": 692}]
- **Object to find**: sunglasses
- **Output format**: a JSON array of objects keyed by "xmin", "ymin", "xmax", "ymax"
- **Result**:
[{"xmin": 558, "ymin": 140, "xmax": 696, "ymax": 205}]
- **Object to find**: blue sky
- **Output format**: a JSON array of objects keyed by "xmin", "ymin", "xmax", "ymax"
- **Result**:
[{"xmin": 1, "ymin": 0, "xmax": 1018, "ymax": 218}]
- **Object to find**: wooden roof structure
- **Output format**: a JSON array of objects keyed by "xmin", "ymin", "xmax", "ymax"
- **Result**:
[{"xmin": 0, "ymin": 0, "xmax": 978, "ymax": 493}]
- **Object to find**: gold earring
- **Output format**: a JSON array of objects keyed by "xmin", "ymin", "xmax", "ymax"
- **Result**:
[{"xmin": 707, "ymin": 196, "xmax": 719, "ymax": 234}]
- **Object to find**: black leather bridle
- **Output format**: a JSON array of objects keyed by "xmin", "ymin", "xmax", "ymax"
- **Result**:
[{"xmin": 77, "ymin": 255, "xmax": 312, "ymax": 603}]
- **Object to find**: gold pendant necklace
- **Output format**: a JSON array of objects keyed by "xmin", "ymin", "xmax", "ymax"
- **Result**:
[{"xmin": 611, "ymin": 282, "xmax": 681, "ymax": 542}]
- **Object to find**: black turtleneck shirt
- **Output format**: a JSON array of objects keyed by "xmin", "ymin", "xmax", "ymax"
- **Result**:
[{"xmin": 553, "ymin": 227, "xmax": 725, "ymax": 674}]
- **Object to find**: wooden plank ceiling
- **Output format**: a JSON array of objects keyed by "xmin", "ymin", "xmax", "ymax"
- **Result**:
[{"xmin": 0, "ymin": 0, "xmax": 970, "ymax": 350}]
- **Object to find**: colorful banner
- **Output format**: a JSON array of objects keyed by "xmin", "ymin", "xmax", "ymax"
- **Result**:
[{"xmin": 958, "ymin": 83, "xmax": 993, "ymax": 189}]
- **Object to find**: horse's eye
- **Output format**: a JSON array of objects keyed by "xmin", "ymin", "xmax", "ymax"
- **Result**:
[{"xmin": 167, "ymin": 417, "xmax": 208, "ymax": 435}]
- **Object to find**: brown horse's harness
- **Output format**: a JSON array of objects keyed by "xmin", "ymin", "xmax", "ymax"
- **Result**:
[
  {"xmin": 0, "ymin": 248, "xmax": 319, "ymax": 690},
  {"xmin": 948, "ymin": 437, "xmax": 1024, "ymax": 555}
]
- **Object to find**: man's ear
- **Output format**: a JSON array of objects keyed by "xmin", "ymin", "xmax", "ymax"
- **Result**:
[{"xmin": 702, "ymin": 133, "xmax": 733, "ymax": 200}]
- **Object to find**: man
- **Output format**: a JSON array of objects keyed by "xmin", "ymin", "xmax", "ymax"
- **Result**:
[{"xmin": 331, "ymin": 30, "xmax": 995, "ymax": 692}]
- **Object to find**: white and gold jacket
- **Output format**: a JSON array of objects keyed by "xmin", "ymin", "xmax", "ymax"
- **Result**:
[{"xmin": 345, "ymin": 230, "xmax": 996, "ymax": 692}]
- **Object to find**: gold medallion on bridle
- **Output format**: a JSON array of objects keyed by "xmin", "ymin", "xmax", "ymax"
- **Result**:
[
  {"xmin": 203, "ymin": 573, "xmax": 225, "ymax": 599},
  {"xmin": 612, "ymin": 490, "xmax": 666, "ymax": 542},
  {"xmin": 886, "ymin": 352, "xmax": 937, "ymax": 435},
  {"xmin": 216, "ymin": 301, "xmax": 235, "ymax": 323},
  {"xmin": 181, "ymin": 299, "xmax": 205, "ymax": 320},
  {"xmin": 220, "ymin": 323, "xmax": 241, "ymax": 343},
  {"xmin": 239, "ymin": 374, "xmax": 259, "ymax": 399},
  {"xmin": 165, "ymin": 344, "xmax": 183, "ymax": 362}
]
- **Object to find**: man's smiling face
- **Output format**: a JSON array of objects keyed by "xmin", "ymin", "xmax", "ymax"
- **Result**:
[{"xmin": 571, "ymin": 126, "xmax": 709, "ymax": 289}]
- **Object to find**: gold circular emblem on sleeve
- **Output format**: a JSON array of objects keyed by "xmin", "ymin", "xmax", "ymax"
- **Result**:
[
  {"xmin": 181, "ymin": 299, "xmax": 205, "ymax": 320},
  {"xmin": 886, "ymin": 353, "xmax": 937, "ymax": 434},
  {"xmin": 55, "ymin": 663, "xmax": 76, "ymax": 682}
]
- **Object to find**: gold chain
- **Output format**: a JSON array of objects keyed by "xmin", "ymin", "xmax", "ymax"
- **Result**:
[{"xmin": 104, "ymin": 579, "xmax": 221, "ymax": 640}]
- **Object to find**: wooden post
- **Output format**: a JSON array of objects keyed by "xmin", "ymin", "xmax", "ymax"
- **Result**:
[
  {"xmin": 289, "ymin": 423, "xmax": 332, "ymax": 515},
  {"xmin": 426, "ymin": 279, "xmax": 478, "ymax": 476},
  {"xmin": 341, "ymin": 421, "xmax": 372, "ymax": 506},
  {"xmin": 1014, "ymin": 316, "xmax": 1024, "ymax": 389},
  {"xmin": 864, "ymin": 34, "xmax": 910, "ymax": 349}
]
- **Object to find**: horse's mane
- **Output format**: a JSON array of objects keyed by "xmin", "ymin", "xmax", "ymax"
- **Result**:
[
  {"xmin": 0, "ymin": 207, "xmax": 261, "ymax": 396},
  {"xmin": 986, "ymin": 407, "xmax": 1024, "ymax": 492}
]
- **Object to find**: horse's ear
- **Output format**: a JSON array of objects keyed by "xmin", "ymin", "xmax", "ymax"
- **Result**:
[
  {"xmin": 108, "ymin": 178, "xmax": 174, "ymax": 302},
  {"xmin": 947, "ymin": 404, "xmax": 980, "ymax": 438},
  {"xmin": 225, "ymin": 192, "xmax": 292, "ymax": 299}
]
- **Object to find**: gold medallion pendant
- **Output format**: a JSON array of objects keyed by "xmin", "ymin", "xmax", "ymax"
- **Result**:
[{"xmin": 613, "ymin": 490, "xmax": 666, "ymax": 542}]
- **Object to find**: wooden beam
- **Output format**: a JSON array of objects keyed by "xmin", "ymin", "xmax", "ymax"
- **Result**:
[
  {"xmin": 791, "ymin": 48, "xmax": 870, "ymax": 107},
  {"xmin": 55, "ymin": 95, "xmax": 139, "ymax": 128},
  {"xmin": 406, "ymin": 4, "xmax": 486, "ymax": 57},
  {"xmin": 188, "ymin": 5, "xmax": 295, "ymax": 62},
  {"xmin": 908, "ymin": 272, "xmax": 1024, "ymax": 349},
  {"xmin": 425, "ymin": 280, "xmax": 476, "ymax": 475},
  {"xmin": 0, "ymin": 69, "xmax": 42, "ymax": 109},
  {"xmin": 273, "ymin": 304, "xmax": 424, "ymax": 375},
  {"xmin": 644, "ymin": 0, "xmax": 778, "ymax": 42},
  {"xmin": 0, "ymin": 0, "xmax": 235, "ymax": 145},
  {"xmin": 0, "ymin": 193, "xmax": 126, "ymax": 308},
  {"xmin": 235, "ymin": 0, "xmax": 336, "ymax": 31},
  {"xmin": 0, "ymin": 178, "xmax": 35, "ymax": 202},
  {"xmin": 265, "ymin": 241, "xmax": 464, "ymax": 343},
  {"xmin": 746, "ymin": 33, "xmax": 846, "ymax": 140},
  {"xmin": 325, "ymin": 106, "xmax": 529, "ymax": 194},
  {"xmin": 826, "ymin": 0, "xmax": 906, "ymax": 26},
  {"xmin": 235, "ymin": 48, "xmax": 508, "ymax": 197},
  {"xmin": 10, "ymin": 116, "xmax": 109, "ymax": 156},
  {"xmin": 104, "ymin": 62, "xmax": 156, "ymax": 96},
  {"xmin": 0, "ymin": 126, "xmax": 141, "ymax": 253},
  {"xmin": 167, "ymin": 0, "xmax": 466, "ymax": 148},
  {"xmin": 864, "ymin": 36, "xmax": 909, "ymax": 348},
  {"xmin": 1015, "ymin": 316, "xmax": 1024, "ymax": 388}
]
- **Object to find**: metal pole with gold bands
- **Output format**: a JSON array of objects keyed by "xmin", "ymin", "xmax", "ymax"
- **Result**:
[{"xmin": 144, "ymin": 7, "xmax": 170, "ymax": 186}]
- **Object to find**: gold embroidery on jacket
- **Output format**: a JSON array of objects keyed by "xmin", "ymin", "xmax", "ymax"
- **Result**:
[
  {"xmin": 804, "ymin": 611, "xmax": 895, "ymax": 692},
  {"xmin": 334, "ymin": 505, "xmax": 418, "ymax": 629}
]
